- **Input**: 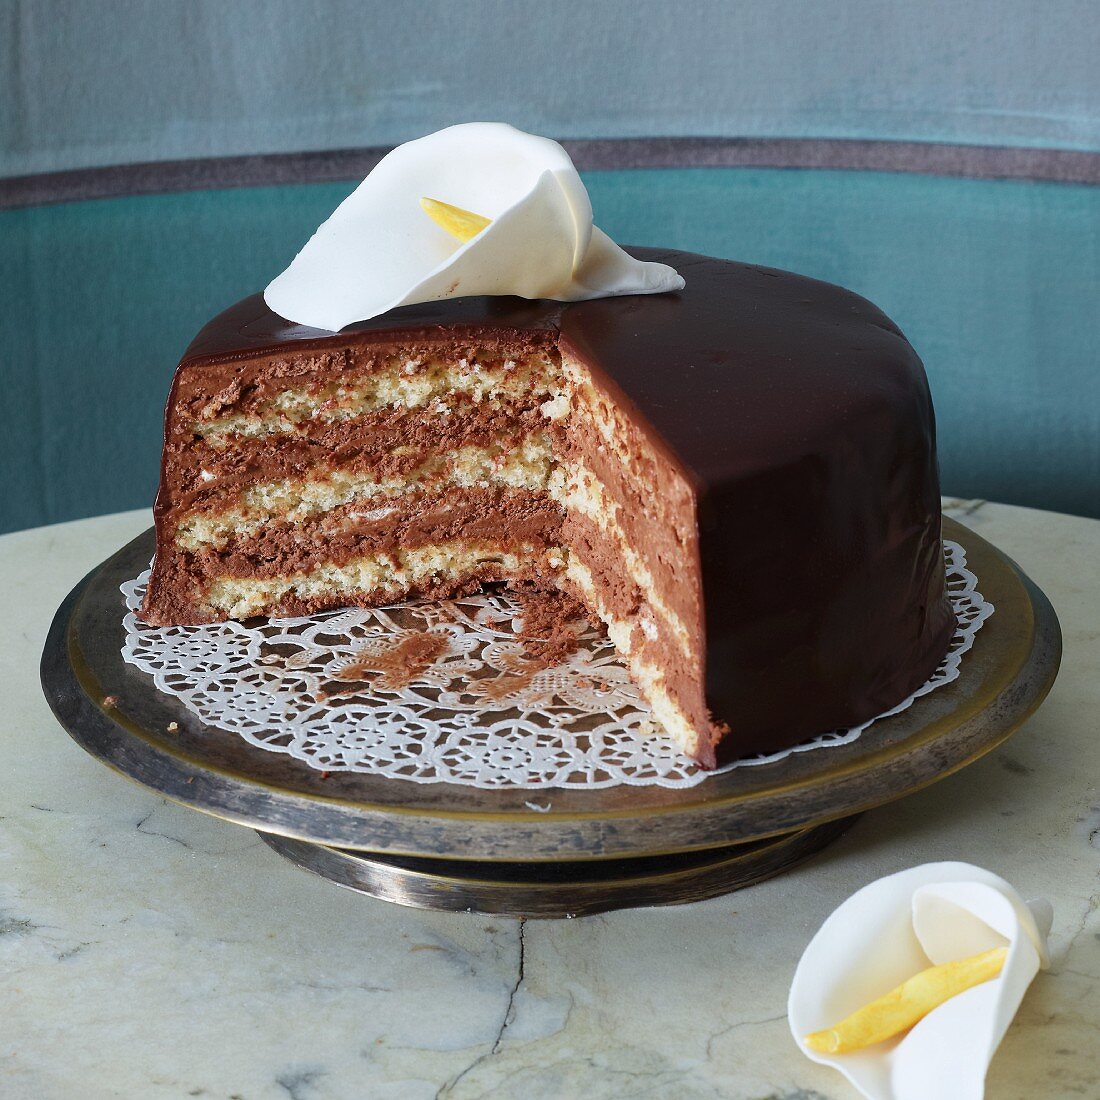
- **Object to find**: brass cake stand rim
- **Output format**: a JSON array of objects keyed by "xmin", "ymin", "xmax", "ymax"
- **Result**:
[
  {"xmin": 59, "ymin": 516, "xmax": 1036, "ymax": 819},
  {"xmin": 64, "ymin": 611, "xmax": 1023, "ymax": 822},
  {"xmin": 42, "ymin": 516, "xmax": 1062, "ymax": 861}
]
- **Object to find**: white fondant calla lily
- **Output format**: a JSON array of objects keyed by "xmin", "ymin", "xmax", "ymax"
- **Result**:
[
  {"xmin": 789, "ymin": 862, "xmax": 1052, "ymax": 1100},
  {"xmin": 264, "ymin": 123, "xmax": 684, "ymax": 331}
]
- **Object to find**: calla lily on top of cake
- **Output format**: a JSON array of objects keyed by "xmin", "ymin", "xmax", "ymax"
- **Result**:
[
  {"xmin": 789, "ymin": 862, "xmax": 1053, "ymax": 1100},
  {"xmin": 264, "ymin": 123, "xmax": 685, "ymax": 331}
]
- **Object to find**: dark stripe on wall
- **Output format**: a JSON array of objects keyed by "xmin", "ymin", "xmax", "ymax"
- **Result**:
[{"xmin": 3, "ymin": 137, "xmax": 1100, "ymax": 209}]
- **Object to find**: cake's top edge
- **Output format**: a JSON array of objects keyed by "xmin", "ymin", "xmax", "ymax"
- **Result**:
[
  {"xmin": 178, "ymin": 247, "xmax": 929, "ymax": 494},
  {"xmin": 181, "ymin": 287, "xmax": 563, "ymax": 366},
  {"xmin": 182, "ymin": 248, "xmax": 898, "ymax": 365}
]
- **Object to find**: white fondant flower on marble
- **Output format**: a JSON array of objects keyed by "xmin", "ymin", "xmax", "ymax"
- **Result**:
[
  {"xmin": 264, "ymin": 123, "xmax": 684, "ymax": 331},
  {"xmin": 789, "ymin": 862, "xmax": 1052, "ymax": 1100}
]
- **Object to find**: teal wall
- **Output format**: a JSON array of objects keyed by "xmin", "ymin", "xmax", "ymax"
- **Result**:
[
  {"xmin": 3, "ymin": 0, "xmax": 1100, "ymax": 177},
  {"xmin": 2, "ymin": 3, "xmax": 1099, "ymax": 530},
  {"xmin": 2, "ymin": 168, "xmax": 1098, "ymax": 532}
]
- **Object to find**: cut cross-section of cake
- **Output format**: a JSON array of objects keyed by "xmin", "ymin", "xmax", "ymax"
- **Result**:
[{"xmin": 141, "ymin": 248, "xmax": 957, "ymax": 769}]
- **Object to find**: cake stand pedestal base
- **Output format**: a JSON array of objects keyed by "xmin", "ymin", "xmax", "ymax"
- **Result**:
[{"xmin": 256, "ymin": 816, "xmax": 859, "ymax": 918}]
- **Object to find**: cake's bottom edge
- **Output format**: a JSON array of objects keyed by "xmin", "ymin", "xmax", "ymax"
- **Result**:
[
  {"xmin": 139, "ymin": 539, "xmax": 717, "ymax": 766},
  {"xmin": 137, "ymin": 541, "xmax": 960, "ymax": 775}
]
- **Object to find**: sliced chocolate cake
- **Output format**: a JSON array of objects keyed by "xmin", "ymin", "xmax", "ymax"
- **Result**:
[{"xmin": 141, "ymin": 248, "xmax": 956, "ymax": 768}]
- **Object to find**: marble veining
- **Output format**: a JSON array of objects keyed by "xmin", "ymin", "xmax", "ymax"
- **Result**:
[{"xmin": 1, "ymin": 503, "xmax": 1097, "ymax": 1099}]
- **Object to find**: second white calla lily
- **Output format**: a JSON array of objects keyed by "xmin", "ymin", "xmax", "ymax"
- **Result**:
[
  {"xmin": 264, "ymin": 123, "xmax": 684, "ymax": 331},
  {"xmin": 789, "ymin": 862, "xmax": 1052, "ymax": 1100}
]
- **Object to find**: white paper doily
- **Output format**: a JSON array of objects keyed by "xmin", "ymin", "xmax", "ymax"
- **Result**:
[{"xmin": 119, "ymin": 541, "xmax": 992, "ymax": 790}]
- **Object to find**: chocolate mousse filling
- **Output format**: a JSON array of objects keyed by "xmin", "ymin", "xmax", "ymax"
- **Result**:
[
  {"xmin": 167, "ymin": 404, "xmax": 552, "ymax": 518},
  {"xmin": 183, "ymin": 488, "xmax": 564, "ymax": 578}
]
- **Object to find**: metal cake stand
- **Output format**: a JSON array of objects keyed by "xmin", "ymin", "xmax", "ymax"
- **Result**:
[{"xmin": 41, "ymin": 517, "xmax": 1060, "ymax": 918}]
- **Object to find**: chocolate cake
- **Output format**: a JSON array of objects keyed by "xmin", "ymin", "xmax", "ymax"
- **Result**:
[{"xmin": 141, "ymin": 248, "xmax": 956, "ymax": 767}]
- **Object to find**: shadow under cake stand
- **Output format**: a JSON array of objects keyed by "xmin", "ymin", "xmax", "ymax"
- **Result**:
[{"xmin": 41, "ymin": 517, "xmax": 1060, "ymax": 918}]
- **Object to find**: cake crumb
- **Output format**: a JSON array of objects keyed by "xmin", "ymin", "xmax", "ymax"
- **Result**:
[
  {"xmin": 167, "ymin": 722, "xmax": 179, "ymax": 732},
  {"xmin": 511, "ymin": 582, "xmax": 590, "ymax": 665},
  {"xmin": 101, "ymin": 695, "xmax": 119, "ymax": 708}
]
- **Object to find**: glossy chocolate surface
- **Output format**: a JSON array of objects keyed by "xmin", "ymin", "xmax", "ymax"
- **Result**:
[{"xmin": 173, "ymin": 248, "xmax": 956, "ymax": 758}]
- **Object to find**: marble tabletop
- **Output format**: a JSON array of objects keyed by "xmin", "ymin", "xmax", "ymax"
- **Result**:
[{"xmin": 2, "ymin": 500, "xmax": 1096, "ymax": 1100}]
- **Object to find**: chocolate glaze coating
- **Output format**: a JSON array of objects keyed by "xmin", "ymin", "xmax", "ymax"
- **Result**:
[{"xmin": 166, "ymin": 247, "xmax": 956, "ymax": 760}]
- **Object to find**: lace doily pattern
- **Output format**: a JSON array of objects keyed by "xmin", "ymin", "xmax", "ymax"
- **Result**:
[{"xmin": 119, "ymin": 541, "xmax": 992, "ymax": 790}]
